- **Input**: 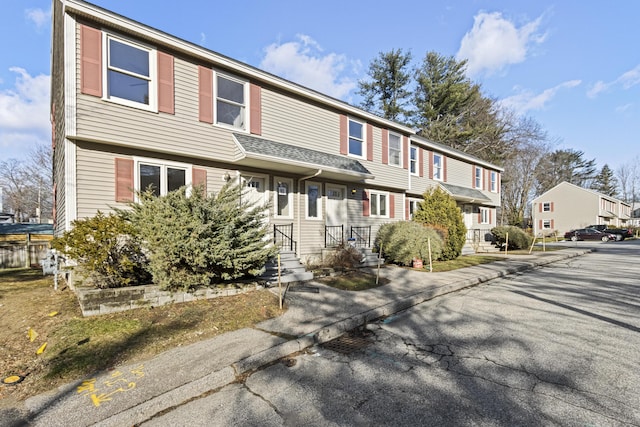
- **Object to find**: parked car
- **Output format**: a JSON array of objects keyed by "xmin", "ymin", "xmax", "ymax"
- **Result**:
[
  {"xmin": 586, "ymin": 224, "xmax": 633, "ymax": 241},
  {"xmin": 564, "ymin": 228, "xmax": 617, "ymax": 242}
]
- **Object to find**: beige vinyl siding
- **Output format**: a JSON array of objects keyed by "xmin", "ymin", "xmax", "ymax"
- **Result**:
[
  {"xmin": 443, "ymin": 156, "xmax": 472, "ymax": 187},
  {"xmin": 261, "ymin": 89, "xmax": 338, "ymax": 152},
  {"xmin": 52, "ymin": 2, "xmax": 67, "ymax": 235},
  {"xmin": 74, "ymin": 25, "xmax": 238, "ymax": 162}
]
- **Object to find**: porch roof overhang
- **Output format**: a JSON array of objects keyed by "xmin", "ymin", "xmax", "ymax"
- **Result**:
[
  {"xmin": 599, "ymin": 210, "xmax": 616, "ymax": 219},
  {"xmin": 438, "ymin": 183, "xmax": 494, "ymax": 205},
  {"xmin": 232, "ymin": 133, "xmax": 375, "ymax": 182}
]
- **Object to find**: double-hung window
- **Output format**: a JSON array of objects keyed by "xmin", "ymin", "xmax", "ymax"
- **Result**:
[
  {"xmin": 348, "ymin": 118, "xmax": 364, "ymax": 157},
  {"xmin": 105, "ymin": 35, "xmax": 156, "ymax": 110},
  {"xmin": 216, "ymin": 73, "xmax": 247, "ymax": 129},
  {"xmin": 388, "ymin": 133, "xmax": 402, "ymax": 166},
  {"xmin": 543, "ymin": 202, "xmax": 551, "ymax": 212},
  {"xmin": 136, "ymin": 159, "xmax": 190, "ymax": 197},
  {"xmin": 490, "ymin": 171, "xmax": 497, "ymax": 192},
  {"xmin": 542, "ymin": 219, "xmax": 551, "ymax": 229},
  {"xmin": 475, "ymin": 166, "xmax": 483, "ymax": 189},
  {"xmin": 410, "ymin": 146, "xmax": 418, "ymax": 175},
  {"xmin": 480, "ymin": 207, "xmax": 490, "ymax": 224},
  {"xmin": 369, "ymin": 191, "xmax": 388, "ymax": 217},
  {"xmin": 433, "ymin": 153, "xmax": 443, "ymax": 181}
]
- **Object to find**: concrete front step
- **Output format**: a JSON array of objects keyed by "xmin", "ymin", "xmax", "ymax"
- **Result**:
[{"xmin": 259, "ymin": 251, "xmax": 313, "ymax": 285}]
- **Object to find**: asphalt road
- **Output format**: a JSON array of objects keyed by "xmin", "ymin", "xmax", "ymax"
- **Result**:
[{"xmin": 141, "ymin": 240, "xmax": 640, "ymax": 427}]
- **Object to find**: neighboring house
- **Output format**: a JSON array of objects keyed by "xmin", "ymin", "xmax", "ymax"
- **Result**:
[
  {"xmin": 50, "ymin": 0, "xmax": 502, "ymax": 263},
  {"xmin": 630, "ymin": 203, "xmax": 640, "ymax": 227},
  {"xmin": 531, "ymin": 181, "xmax": 631, "ymax": 236}
]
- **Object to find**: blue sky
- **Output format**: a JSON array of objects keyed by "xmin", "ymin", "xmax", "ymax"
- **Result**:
[{"xmin": 1, "ymin": 1, "xmax": 638, "ymax": 172}]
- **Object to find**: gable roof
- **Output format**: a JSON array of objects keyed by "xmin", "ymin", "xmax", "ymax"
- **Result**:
[{"xmin": 532, "ymin": 181, "xmax": 630, "ymax": 206}]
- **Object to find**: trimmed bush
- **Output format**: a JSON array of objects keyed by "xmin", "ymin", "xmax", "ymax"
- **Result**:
[
  {"xmin": 491, "ymin": 226, "xmax": 532, "ymax": 250},
  {"xmin": 121, "ymin": 183, "xmax": 277, "ymax": 291},
  {"xmin": 52, "ymin": 211, "xmax": 149, "ymax": 288},
  {"xmin": 323, "ymin": 242, "xmax": 363, "ymax": 269},
  {"xmin": 375, "ymin": 221, "xmax": 443, "ymax": 266},
  {"xmin": 412, "ymin": 187, "xmax": 466, "ymax": 260}
]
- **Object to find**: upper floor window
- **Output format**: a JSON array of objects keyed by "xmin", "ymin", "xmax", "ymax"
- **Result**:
[
  {"xmin": 433, "ymin": 153, "xmax": 443, "ymax": 181},
  {"xmin": 410, "ymin": 146, "xmax": 418, "ymax": 175},
  {"xmin": 543, "ymin": 202, "xmax": 551, "ymax": 212},
  {"xmin": 369, "ymin": 191, "xmax": 388, "ymax": 217},
  {"xmin": 105, "ymin": 35, "xmax": 156, "ymax": 110},
  {"xmin": 474, "ymin": 166, "xmax": 483, "ymax": 189},
  {"xmin": 136, "ymin": 158, "xmax": 190, "ymax": 197},
  {"xmin": 388, "ymin": 133, "xmax": 402, "ymax": 167},
  {"xmin": 348, "ymin": 118, "xmax": 364, "ymax": 157},
  {"xmin": 490, "ymin": 171, "xmax": 498, "ymax": 192},
  {"xmin": 216, "ymin": 73, "xmax": 247, "ymax": 129}
]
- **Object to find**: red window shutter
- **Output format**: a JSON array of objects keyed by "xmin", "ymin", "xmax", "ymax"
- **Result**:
[
  {"xmin": 198, "ymin": 66, "xmax": 213, "ymax": 124},
  {"xmin": 366, "ymin": 124, "xmax": 373, "ymax": 161},
  {"xmin": 389, "ymin": 194, "xmax": 395, "ymax": 218},
  {"xmin": 428, "ymin": 151, "xmax": 433, "ymax": 179},
  {"xmin": 115, "ymin": 158, "xmax": 134, "ymax": 203},
  {"xmin": 443, "ymin": 156, "xmax": 447, "ymax": 182},
  {"xmin": 402, "ymin": 136, "xmax": 409, "ymax": 169},
  {"xmin": 489, "ymin": 209, "xmax": 492, "ymax": 224},
  {"xmin": 419, "ymin": 148, "xmax": 424, "ymax": 177},
  {"xmin": 80, "ymin": 24, "xmax": 102, "ymax": 97},
  {"xmin": 550, "ymin": 202, "xmax": 554, "ymax": 212},
  {"xmin": 157, "ymin": 52, "xmax": 174, "ymax": 114},
  {"xmin": 250, "ymin": 83, "xmax": 262, "ymax": 135},
  {"xmin": 381, "ymin": 129, "xmax": 389, "ymax": 164},
  {"xmin": 550, "ymin": 219, "xmax": 555, "ymax": 229},
  {"xmin": 192, "ymin": 168, "xmax": 207, "ymax": 193},
  {"xmin": 472, "ymin": 165, "xmax": 476, "ymax": 187},
  {"xmin": 539, "ymin": 220, "xmax": 543, "ymax": 230},
  {"xmin": 497, "ymin": 173, "xmax": 501, "ymax": 193},
  {"xmin": 478, "ymin": 211, "xmax": 481, "ymax": 223},
  {"xmin": 405, "ymin": 199, "xmax": 410, "ymax": 220},
  {"xmin": 362, "ymin": 190, "xmax": 370, "ymax": 217},
  {"xmin": 483, "ymin": 169, "xmax": 487, "ymax": 190},
  {"xmin": 339, "ymin": 114, "xmax": 348, "ymax": 155},
  {"xmin": 539, "ymin": 203, "xmax": 543, "ymax": 213}
]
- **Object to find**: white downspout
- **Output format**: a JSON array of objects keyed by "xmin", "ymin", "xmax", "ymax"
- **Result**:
[{"xmin": 296, "ymin": 169, "xmax": 322, "ymax": 257}]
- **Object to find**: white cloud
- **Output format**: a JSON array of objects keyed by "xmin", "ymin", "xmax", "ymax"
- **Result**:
[
  {"xmin": 200, "ymin": 32, "xmax": 207, "ymax": 46},
  {"xmin": 457, "ymin": 11, "xmax": 547, "ymax": 77},
  {"xmin": 588, "ymin": 64, "xmax": 640, "ymax": 98},
  {"xmin": 259, "ymin": 34, "xmax": 359, "ymax": 100},
  {"xmin": 0, "ymin": 68, "xmax": 50, "ymax": 159},
  {"xmin": 499, "ymin": 80, "xmax": 581, "ymax": 114},
  {"xmin": 25, "ymin": 8, "xmax": 51, "ymax": 29}
]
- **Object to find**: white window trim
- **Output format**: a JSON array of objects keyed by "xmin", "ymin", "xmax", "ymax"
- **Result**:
[
  {"xmin": 480, "ymin": 207, "xmax": 490, "ymax": 224},
  {"xmin": 133, "ymin": 157, "xmax": 191, "ymax": 200},
  {"xmin": 369, "ymin": 190, "xmax": 389, "ymax": 218},
  {"xmin": 305, "ymin": 181, "xmax": 323, "ymax": 220},
  {"xmin": 409, "ymin": 146, "xmax": 419, "ymax": 176},
  {"xmin": 490, "ymin": 171, "xmax": 498, "ymax": 192},
  {"xmin": 274, "ymin": 176, "xmax": 294, "ymax": 219},
  {"xmin": 408, "ymin": 198, "xmax": 420, "ymax": 219},
  {"xmin": 388, "ymin": 132, "xmax": 402, "ymax": 167},
  {"xmin": 475, "ymin": 166, "xmax": 483, "ymax": 189},
  {"xmin": 214, "ymin": 70, "xmax": 249, "ymax": 132},
  {"xmin": 348, "ymin": 117, "xmax": 366, "ymax": 159},
  {"xmin": 102, "ymin": 32, "xmax": 157, "ymax": 112},
  {"xmin": 433, "ymin": 153, "xmax": 443, "ymax": 181}
]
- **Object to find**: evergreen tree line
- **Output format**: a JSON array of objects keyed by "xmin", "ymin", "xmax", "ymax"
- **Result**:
[{"xmin": 356, "ymin": 49, "xmax": 636, "ymax": 226}]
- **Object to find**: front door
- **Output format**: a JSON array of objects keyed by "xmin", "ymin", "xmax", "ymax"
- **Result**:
[
  {"xmin": 464, "ymin": 205, "xmax": 473, "ymax": 230},
  {"xmin": 326, "ymin": 185, "xmax": 347, "ymax": 227}
]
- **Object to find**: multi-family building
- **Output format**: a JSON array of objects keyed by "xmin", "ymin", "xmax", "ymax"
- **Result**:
[
  {"xmin": 51, "ymin": 0, "xmax": 502, "ymax": 265},
  {"xmin": 531, "ymin": 181, "xmax": 631, "ymax": 236}
]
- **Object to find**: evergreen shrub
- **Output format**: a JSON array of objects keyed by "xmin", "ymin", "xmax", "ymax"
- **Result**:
[{"xmin": 375, "ymin": 221, "xmax": 443, "ymax": 266}]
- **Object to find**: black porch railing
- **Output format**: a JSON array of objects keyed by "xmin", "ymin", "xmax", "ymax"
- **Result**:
[
  {"xmin": 324, "ymin": 225, "xmax": 344, "ymax": 248},
  {"xmin": 274, "ymin": 223, "xmax": 297, "ymax": 252},
  {"xmin": 350, "ymin": 225, "xmax": 371, "ymax": 248}
]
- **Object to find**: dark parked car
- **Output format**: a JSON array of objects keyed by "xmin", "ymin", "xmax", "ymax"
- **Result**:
[{"xmin": 564, "ymin": 228, "xmax": 617, "ymax": 242}]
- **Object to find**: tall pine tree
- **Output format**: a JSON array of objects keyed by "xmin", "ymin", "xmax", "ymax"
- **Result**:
[{"xmin": 591, "ymin": 164, "xmax": 619, "ymax": 197}]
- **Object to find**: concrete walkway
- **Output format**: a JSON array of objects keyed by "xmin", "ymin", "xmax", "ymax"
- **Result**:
[{"xmin": 12, "ymin": 248, "xmax": 589, "ymax": 427}]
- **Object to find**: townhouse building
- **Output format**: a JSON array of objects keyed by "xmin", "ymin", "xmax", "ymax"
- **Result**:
[
  {"xmin": 531, "ymin": 181, "xmax": 631, "ymax": 237},
  {"xmin": 51, "ymin": 0, "xmax": 502, "ymax": 264}
]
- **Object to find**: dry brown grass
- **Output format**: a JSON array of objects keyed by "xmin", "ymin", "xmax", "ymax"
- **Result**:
[{"xmin": 0, "ymin": 268, "xmax": 283, "ymax": 406}]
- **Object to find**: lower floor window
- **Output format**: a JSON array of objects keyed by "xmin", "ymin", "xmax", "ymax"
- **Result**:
[
  {"xmin": 370, "ymin": 191, "xmax": 388, "ymax": 217},
  {"xmin": 138, "ymin": 160, "xmax": 189, "ymax": 197},
  {"xmin": 542, "ymin": 219, "xmax": 551, "ymax": 229},
  {"xmin": 275, "ymin": 177, "xmax": 293, "ymax": 218},
  {"xmin": 480, "ymin": 207, "xmax": 490, "ymax": 224}
]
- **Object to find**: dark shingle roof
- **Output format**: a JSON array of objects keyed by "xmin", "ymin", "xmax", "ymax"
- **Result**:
[
  {"xmin": 0, "ymin": 223, "xmax": 54, "ymax": 235},
  {"xmin": 234, "ymin": 133, "xmax": 372, "ymax": 176},
  {"xmin": 439, "ymin": 183, "xmax": 491, "ymax": 202}
]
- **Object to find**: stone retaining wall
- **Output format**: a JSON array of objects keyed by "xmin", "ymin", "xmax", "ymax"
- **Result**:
[{"xmin": 75, "ymin": 282, "xmax": 263, "ymax": 316}]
